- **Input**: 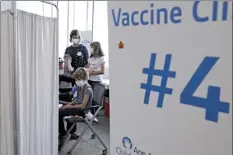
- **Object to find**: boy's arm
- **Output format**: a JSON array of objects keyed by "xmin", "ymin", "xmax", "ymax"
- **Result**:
[{"xmin": 73, "ymin": 94, "xmax": 89, "ymax": 109}]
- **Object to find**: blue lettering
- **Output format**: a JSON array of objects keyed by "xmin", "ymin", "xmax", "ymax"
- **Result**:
[
  {"xmin": 111, "ymin": 8, "xmax": 121, "ymax": 26},
  {"xmin": 212, "ymin": 1, "xmax": 218, "ymax": 21},
  {"xmin": 222, "ymin": 1, "xmax": 229, "ymax": 21},
  {"xmin": 170, "ymin": 6, "xmax": 182, "ymax": 24},
  {"xmin": 150, "ymin": 3, "xmax": 154, "ymax": 25},
  {"xmin": 193, "ymin": 1, "xmax": 231, "ymax": 22},
  {"xmin": 131, "ymin": 11, "xmax": 139, "ymax": 25},
  {"xmin": 157, "ymin": 8, "xmax": 168, "ymax": 24},
  {"xmin": 122, "ymin": 12, "xmax": 130, "ymax": 26},
  {"xmin": 193, "ymin": 1, "xmax": 209, "ymax": 22},
  {"xmin": 111, "ymin": 1, "xmax": 231, "ymax": 27},
  {"xmin": 140, "ymin": 10, "xmax": 149, "ymax": 25}
]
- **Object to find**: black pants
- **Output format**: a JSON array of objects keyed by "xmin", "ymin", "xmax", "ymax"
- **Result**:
[
  {"xmin": 88, "ymin": 80, "xmax": 101, "ymax": 88},
  {"xmin": 59, "ymin": 107, "xmax": 82, "ymax": 136}
]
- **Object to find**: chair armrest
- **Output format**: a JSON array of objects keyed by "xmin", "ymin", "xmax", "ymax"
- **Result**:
[{"xmin": 81, "ymin": 105, "xmax": 100, "ymax": 112}]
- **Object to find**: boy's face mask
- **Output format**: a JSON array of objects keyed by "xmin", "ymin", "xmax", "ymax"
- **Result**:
[{"xmin": 76, "ymin": 80, "xmax": 85, "ymax": 87}]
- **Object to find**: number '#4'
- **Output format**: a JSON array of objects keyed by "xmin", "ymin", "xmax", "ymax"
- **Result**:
[{"xmin": 180, "ymin": 57, "xmax": 230, "ymax": 123}]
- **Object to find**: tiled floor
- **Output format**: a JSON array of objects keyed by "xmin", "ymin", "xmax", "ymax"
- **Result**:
[{"xmin": 59, "ymin": 111, "xmax": 110, "ymax": 155}]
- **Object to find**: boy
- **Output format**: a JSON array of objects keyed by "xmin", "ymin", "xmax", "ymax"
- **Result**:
[{"xmin": 59, "ymin": 68, "xmax": 92, "ymax": 149}]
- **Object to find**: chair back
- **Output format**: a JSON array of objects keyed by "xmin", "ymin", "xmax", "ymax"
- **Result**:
[{"xmin": 92, "ymin": 83, "xmax": 105, "ymax": 106}]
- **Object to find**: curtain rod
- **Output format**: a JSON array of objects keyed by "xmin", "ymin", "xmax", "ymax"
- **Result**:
[{"xmin": 40, "ymin": 1, "xmax": 59, "ymax": 18}]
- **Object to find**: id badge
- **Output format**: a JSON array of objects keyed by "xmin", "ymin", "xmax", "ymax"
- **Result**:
[{"xmin": 77, "ymin": 52, "xmax": 82, "ymax": 56}]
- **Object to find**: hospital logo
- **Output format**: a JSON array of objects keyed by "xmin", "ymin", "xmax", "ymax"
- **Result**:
[
  {"xmin": 116, "ymin": 137, "xmax": 152, "ymax": 155},
  {"xmin": 122, "ymin": 137, "xmax": 133, "ymax": 150}
]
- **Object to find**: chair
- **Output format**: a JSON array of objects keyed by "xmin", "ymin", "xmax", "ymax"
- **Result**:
[{"xmin": 59, "ymin": 83, "xmax": 108, "ymax": 155}]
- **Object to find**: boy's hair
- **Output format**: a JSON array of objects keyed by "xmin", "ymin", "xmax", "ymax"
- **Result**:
[{"xmin": 72, "ymin": 67, "xmax": 88, "ymax": 81}]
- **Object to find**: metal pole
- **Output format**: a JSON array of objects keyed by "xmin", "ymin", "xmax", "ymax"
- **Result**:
[
  {"xmin": 73, "ymin": 1, "xmax": 75, "ymax": 29},
  {"xmin": 0, "ymin": 6, "xmax": 1, "ymax": 149},
  {"xmin": 41, "ymin": 1, "xmax": 59, "ymax": 18},
  {"xmin": 92, "ymin": 1, "xmax": 94, "ymax": 41},
  {"xmin": 67, "ymin": 1, "xmax": 69, "ymax": 46},
  {"xmin": 86, "ymin": 1, "xmax": 88, "ymax": 30},
  {"xmin": 10, "ymin": 1, "xmax": 18, "ymax": 155}
]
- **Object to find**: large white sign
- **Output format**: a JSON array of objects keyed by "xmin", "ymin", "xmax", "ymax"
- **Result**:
[{"xmin": 108, "ymin": 1, "xmax": 232, "ymax": 155}]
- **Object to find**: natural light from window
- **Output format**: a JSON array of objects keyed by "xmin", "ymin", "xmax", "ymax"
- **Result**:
[{"xmin": 15, "ymin": 1, "xmax": 109, "ymax": 68}]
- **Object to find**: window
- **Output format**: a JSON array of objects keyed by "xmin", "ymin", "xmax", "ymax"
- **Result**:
[
  {"xmin": 58, "ymin": 1, "xmax": 92, "ymax": 56},
  {"xmin": 93, "ymin": 1, "xmax": 108, "ymax": 67},
  {"xmin": 58, "ymin": 1, "xmax": 68, "ymax": 56},
  {"xmin": 15, "ymin": 0, "xmax": 109, "ymax": 68}
]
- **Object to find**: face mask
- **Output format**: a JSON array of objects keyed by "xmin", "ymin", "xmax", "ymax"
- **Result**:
[
  {"xmin": 72, "ymin": 39, "xmax": 80, "ymax": 45},
  {"xmin": 76, "ymin": 80, "xmax": 85, "ymax": 87}
]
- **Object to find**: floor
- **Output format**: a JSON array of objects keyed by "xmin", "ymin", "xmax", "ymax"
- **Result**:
[{"xmin": 59, "ymin": 111, "xmax": 110, "ymax": 155}]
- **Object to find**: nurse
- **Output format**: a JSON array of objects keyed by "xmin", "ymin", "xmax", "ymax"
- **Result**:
[{"xmin": 64, "ymin": 29, "xmax": 89, "ymax": 73}]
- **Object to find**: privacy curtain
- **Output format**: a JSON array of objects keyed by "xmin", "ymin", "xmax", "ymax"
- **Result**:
[
  {"xmin": 0, "ymin": 10, "xmax": 58, "ymax": 155},
  {"xmin": 0, "ymin": 10, "xmax": 16, "ymax": 155}
]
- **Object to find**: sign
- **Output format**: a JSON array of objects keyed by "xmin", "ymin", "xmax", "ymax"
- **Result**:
[
  {"xmin": 80, "ymin": 31, "xmax": 92, "ymax": 56},
  {"xmin": 108, "ymin": 1, "xmax": 232, "ymax": 155}
]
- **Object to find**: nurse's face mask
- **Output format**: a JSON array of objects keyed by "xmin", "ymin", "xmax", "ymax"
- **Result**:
[{"xmin": 72, "ymin": 35, "xmax": 80, "ymax": 45}]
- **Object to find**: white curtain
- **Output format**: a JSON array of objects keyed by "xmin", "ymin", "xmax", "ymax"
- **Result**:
[
  {"xmin": 0, "ymin": 10, "xmax": 58, "ymax": 155},
  {"xmin": 0, "ymin": 10, "xmax": 16, "ymax": 155}
]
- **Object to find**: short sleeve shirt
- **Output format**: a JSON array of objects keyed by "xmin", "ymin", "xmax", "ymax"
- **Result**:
[
  {"xmin": 88, "ymin": 56, "xmax": 105, "ymax": 81},
  {"xmin": 65, "ymin": 44, "xmax": 89, "ymax": 71},
  {"xmin": 73, "ymin": 83, "xmax": 93, "ymax": 113}
]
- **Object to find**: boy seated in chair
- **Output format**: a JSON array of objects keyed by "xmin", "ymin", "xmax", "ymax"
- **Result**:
[{"xmin": 59, "ymin": 67, "xmax": 93, "ymax": 148}]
